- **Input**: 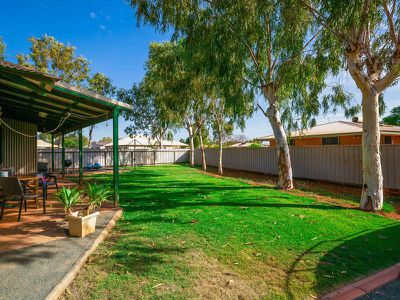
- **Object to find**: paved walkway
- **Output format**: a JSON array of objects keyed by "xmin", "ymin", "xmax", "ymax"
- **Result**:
[
  {"xmin": 357, "ymin": 280, "xmax": 400, "ymax": 300},
  {"xmin": 0, "ymin": 210, "xmax": 117, "ymax": 300}
]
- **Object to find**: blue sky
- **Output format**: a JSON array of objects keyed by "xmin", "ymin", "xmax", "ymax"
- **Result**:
[{"xmin": 1, "ymin": 0, "xmax": 399, "ymax": 142}]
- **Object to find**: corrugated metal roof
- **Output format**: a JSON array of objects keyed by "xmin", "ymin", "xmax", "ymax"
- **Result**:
[
  {"xmin": 0, "ymin": 60, "xmax": 60, "ymax": 80},
  {"xmin": 0, "ymin": 60, "xmax": 133, "ymax": 134},
  {"xmin": 257, "ymin": 121, "xmax": 400, "ymax": 140}
]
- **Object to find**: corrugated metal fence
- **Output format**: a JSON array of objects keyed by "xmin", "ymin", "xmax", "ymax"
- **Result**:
[
  {"xmin": 194, "ymin": 145, "xmax": 400, "ymax": 189},
  {"xmin": 38, "ymin": 149, "xmax": 189, "ymax": 170}
]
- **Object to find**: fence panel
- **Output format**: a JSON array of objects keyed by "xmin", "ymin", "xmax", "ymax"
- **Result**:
[
  {"xmin": 38, "ymin": 149, "xmax": 189, "ymax": 170},
  {"xmin": 195, "ymin": 145, "xmax": 400, "ymax": 189}
]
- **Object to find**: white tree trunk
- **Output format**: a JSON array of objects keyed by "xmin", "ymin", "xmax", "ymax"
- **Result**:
[
  {"xmin": 263, "ymin": 86, "xmax": 293, "ymax": 189},
  {"xmin": 199, "ymin": 130, "xmax": 207, "ymax": 171},
  {"xmin": 186, "ymin": 123, "xmax": 195, "ymax": 167},
  {"xmin": 360, "ymin": 91, "xmax": 383, "ymax": 211},
  {"xmin": 218, "ymin": 127, "xmax": 223, "ymax": 175},
  {"xmin": 88, "ymin": 125, "xmax": 95, "ymax": 148}
]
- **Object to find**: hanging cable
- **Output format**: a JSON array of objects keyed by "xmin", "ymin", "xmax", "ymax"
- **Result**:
[
  {"xmin": 69, "ymin": 112, "xmax": 108, "ymax": 119},
  {"xmin": 0, "ymin": 112, "xmax": 71, "ymax": 138}
]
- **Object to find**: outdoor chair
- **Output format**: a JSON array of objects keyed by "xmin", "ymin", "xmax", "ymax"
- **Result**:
[{"xmin": 0, "ymin": 177, "xmax": 40, "ymax": 222}]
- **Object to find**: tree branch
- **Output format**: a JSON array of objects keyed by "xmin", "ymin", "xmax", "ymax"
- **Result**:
[
  {"xmin": 383, "ymin": 1, "xmax": 398, "ymax": 44},
  {"xmin": 375, "ymin": 48, "xmax": 400, "ymax": 92}
]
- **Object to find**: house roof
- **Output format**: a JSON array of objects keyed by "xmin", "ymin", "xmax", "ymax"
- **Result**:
[
  {"xmin": 0, "ymin": 60, "xmax": 132, "ymax": 135},
  {"xmin": 104, "ymin": 135, "xmax": 189, "ymax": 148},
  {"xmin": 37, "ymin": 139, "xmax": 59, "ymax": 149},
  {"xmin": 257, "ymin": 121, "xmax": 400, "ymax": 141}
]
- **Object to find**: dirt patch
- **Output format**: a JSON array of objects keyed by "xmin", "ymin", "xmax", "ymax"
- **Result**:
[
  {"xmin": 197, "ymin": 167, "xmax": 400, "ymax": 220},
  {"xmin": 185, "ymin": 250, "xmax": 287, "ymax": 300}
]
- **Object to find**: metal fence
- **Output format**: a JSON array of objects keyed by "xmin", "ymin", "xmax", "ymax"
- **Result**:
[
  {"xmin": 38, "ymin": 149, "xmax": 189, "ymax": 170},
  {"xmin": 194, "ymin": 145, "xmax": 400, "ymax": 190}
]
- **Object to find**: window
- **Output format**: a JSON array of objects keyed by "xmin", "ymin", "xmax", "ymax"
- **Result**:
[
  {"xmin": 384, "ymin": 136, "xmax": 392, "ymax": 144},
  {"xmin": 322, "ymin": 136, "xmax": 339, "ymax": 145}
]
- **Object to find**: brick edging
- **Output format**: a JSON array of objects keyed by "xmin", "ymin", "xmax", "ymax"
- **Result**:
[
  {"xmin": 45, "ymin": 209, "xmax": 123, "ymax": 300},
  {"xmin": 322, "ymin": 263, "xmax": 400, "ymax": 299}
]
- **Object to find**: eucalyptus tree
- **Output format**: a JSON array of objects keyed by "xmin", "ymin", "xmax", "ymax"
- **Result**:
[
  {"xmin": 0, "ymin": 37, "xmax": 5, "ymax": 60},
  {"xmin": 129, "ymin": 0, "xmax": 327, "ymax": 190},
  {"xmin": 86, "ymin": 73, "xmax": 116, "ymax": 148},
  {"xmin": 118, "ymin": 83, "xmax": 178, "ymax": 148},
  {"xmin": 302, "ymin": 0, "xmax": 400, "ymax": 211},
  {"xmin": 209, "ymin": 97, "xmax": 235, "ymax": 175},
  {"xmin": 142, "ymin": 41, "xmax": 200, "ymax": 166},
  {"xmin": 17, "ymin": 35, "xmax": 90, "ymax": 86}
]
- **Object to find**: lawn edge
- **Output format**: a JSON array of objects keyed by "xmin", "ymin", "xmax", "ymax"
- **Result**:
[
  {"xmin": 45, "ymin": 209, "xmax": 123, "ymax": 300},
  {"xmin": 322, "ymin": 263, "xmax": 400, "ymax": 299}
]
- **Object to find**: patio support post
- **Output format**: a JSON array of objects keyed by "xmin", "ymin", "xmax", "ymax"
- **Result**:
[
  {"xmin": 79, "ymin": 129, "xmax": 83, "ymax": 187},
  {"xmin": 51, "ymin": 134, "xmax": 55, "ymax": 172},
  {"xmin": 61, "ymin": 133, "xmax": 65, "ymax": 178},
  {"xmin": 113, "ymin": 107, "xmax": 120, "ymax": 206}
]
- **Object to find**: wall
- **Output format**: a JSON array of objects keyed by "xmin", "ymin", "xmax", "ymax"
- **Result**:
[
  {"xmin": 194, "ymin": 145, "xmax": 400, "ymax": 189},
  {"xmin": 37, "ymin": 149, "xmax": 189, "ymax": 169},
  {"xmin": 0, "ymin": 118, "xmax": 37, "ymax": 175}
]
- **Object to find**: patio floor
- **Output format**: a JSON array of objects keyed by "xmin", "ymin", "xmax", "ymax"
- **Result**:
[{"xmin": 0, "ymin": 176, "xmax": 115, "ymax": 253}]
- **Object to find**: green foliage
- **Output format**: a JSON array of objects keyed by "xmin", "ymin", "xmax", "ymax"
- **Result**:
[
  {"xmin": 99, "ymin": 136, "xmax": 112, "ymax": 143},
  {"xmin": 38, "ymin": 133, "xmax": 52, "ymax": 143},
  {"xmin": 0, "ymin": 37, "xmax": 6, "ymax": 60},
  {"xmin": 129, "ymin": 0, "xmax": 328, "ymax": 131},
  {"xmin": 56, "ymin": 187, "xmax": 82, "ymax": 215},
  {"xmin": 64, "ymin": 132, "xmax": 89, "ymax": 149},
  {"xmin": 383, "ymin": 106, "xmax": 400, "ymax": 126},
  {"xmin": 86, "ymin": 183, "xmax": 111, "ymax": 214},
  {"xmin": 17, "ymin": 34, "xmax": 90, "ymax": 86},
  {"xmin": 87, "ymin": 73, "xmax": 116, "ymax": 97},
  {"xmin": 249, "ymin": 143, "xmax": 262, "ymax": 148}
]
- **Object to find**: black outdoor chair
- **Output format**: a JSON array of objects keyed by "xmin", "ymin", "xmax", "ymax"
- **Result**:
[{"xmin": 0, "ymin": 177, "xmax": 40, "ymax": 222}]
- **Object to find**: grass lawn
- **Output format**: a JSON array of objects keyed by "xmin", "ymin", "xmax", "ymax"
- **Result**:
[{"xmin": 65, "ymin": 165, "xmax": 400, "ymax": 300}]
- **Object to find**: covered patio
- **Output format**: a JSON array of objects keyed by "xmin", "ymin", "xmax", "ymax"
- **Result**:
[{"xmin": 0, "ymin": 60, "xmax": 132, "ymax": 245}]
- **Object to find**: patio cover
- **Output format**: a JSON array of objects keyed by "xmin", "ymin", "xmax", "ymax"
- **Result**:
[
  {"xmin": 0, "ymin": 60, "xmax": 133, "ymax": 204},
  {"xmin": 0, "ymin": 60, "xmax": 131, "ymax": 135}
]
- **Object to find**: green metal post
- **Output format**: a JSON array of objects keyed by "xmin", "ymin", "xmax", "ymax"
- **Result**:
[
  {"xmin": 51, "ymin": 135, "xmax": 55, "ymax": 172},
  {"xmin": 61, "ymin": 133, "xmax": 65, "ymax": 178},
  {"xmin": 113, "ymin": 107, "xmax": 120, "ymax": 206},
  {"xmin": 79, "ymin": 129, "xmax": 83, "ymax": 187}
]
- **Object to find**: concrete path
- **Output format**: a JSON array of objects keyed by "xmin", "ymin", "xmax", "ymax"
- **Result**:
[
  {"xmin": 357, "ymin": 280, "xmax": 400, "ymax": 300},
  {"xmin": 0, "ymin": 210, "xmax": 118, "ymax": 300}
]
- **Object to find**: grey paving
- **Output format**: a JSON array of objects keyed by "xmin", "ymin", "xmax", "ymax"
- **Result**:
[
  {"xmin": 357, "ymin": 280, "xmax": 400, "ymax": 300},
  {"xmin": 0, "ymin": 211, "xmax": 116, "ymax": 300}
]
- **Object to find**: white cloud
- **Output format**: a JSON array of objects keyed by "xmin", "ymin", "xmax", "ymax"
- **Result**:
[
  {"xmin": 106, "ymin": 15, "xmax": 111, "ymax": 20},
  {"xmin": 90, "ymin": 12, "xmax": 96, "ymax": 19},
  {"xmin": 99, "ymin": 25, "xmax": 106, "ymax": 30}
]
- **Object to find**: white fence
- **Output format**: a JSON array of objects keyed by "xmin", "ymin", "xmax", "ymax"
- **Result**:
[
  {"xmin": 194, "ymin": 145, "xmax": 400, "ymax": 190},
  {"xmin": 38, "ymin": 149, "xmax": 189, "ymax": 170}
]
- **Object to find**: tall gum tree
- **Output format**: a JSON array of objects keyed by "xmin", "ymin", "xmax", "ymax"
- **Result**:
[
  {"xmin": 129, "ymin": 0, "xmax": 328, "ymax": 190},
  {"xmin": 304, "ymin": 0, "xmax": 400, "ymax": 211}
]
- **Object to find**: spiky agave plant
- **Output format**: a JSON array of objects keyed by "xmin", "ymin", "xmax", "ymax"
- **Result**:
[
  {"xmin": 56, "ymin": 187, "xmax": 82, "ymax": 215},
  {"xmin": 86, "ymin": 182, "xmax": 111, "ymax": 214}
]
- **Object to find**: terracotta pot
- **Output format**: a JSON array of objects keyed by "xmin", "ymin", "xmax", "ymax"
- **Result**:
[{"xmin": 68, "ymin": 211, "xmax": 99, "ymax": 237}]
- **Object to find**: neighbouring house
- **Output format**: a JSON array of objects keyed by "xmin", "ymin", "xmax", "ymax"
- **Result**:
[
  {"xmin": 37, "ymin": 139, "xmax": 59, "ymax": 149},
  {"xmin": 104, "ymin": 135, "xmax": 189, "ymax": 150},
  {"xmin": 257, "ymin": 120, "xmax": 400, "ymax": 146},
  {"xmin": 227, "ymin": 142, "xmax": 263, "ymax": 148},
  {"xmin": 89, "ymin": 140, "xmax": 110, "ymax": 150}
]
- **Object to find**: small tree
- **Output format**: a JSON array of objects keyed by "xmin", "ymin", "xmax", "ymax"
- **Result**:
[
  {"xmin": 86, "ymin": 73, "xmax": 116, "ymax": 148},
  {"xmin": 0, "ymin": 37, "xmax": 6, "ymax": 60},
  {"xmin": 17, "ymin": 35, "xmax": 90, "ymax": 86},
  {"xmin": 383, "ymin": 107, "xmax": 400, "ymax": 126}
]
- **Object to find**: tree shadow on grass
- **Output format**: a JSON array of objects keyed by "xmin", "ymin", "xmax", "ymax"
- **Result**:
[{"xmin": 284, "ymin": 224, "xmax": 400, "ymax": 299}]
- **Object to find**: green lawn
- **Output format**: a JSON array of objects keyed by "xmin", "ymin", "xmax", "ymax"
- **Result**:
[{"xmin": 66, "ymin": 165, "xmax": 400, "ymax": 300}]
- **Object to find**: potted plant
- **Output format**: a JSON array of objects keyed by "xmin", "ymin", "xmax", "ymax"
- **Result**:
[
  {"xmin": 56, "ymin": 184, "xmax": 111, "ymax": 237},
  {"xmin": 56, "ymin": 187, "xmax": 82, "ymax": 217}
]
